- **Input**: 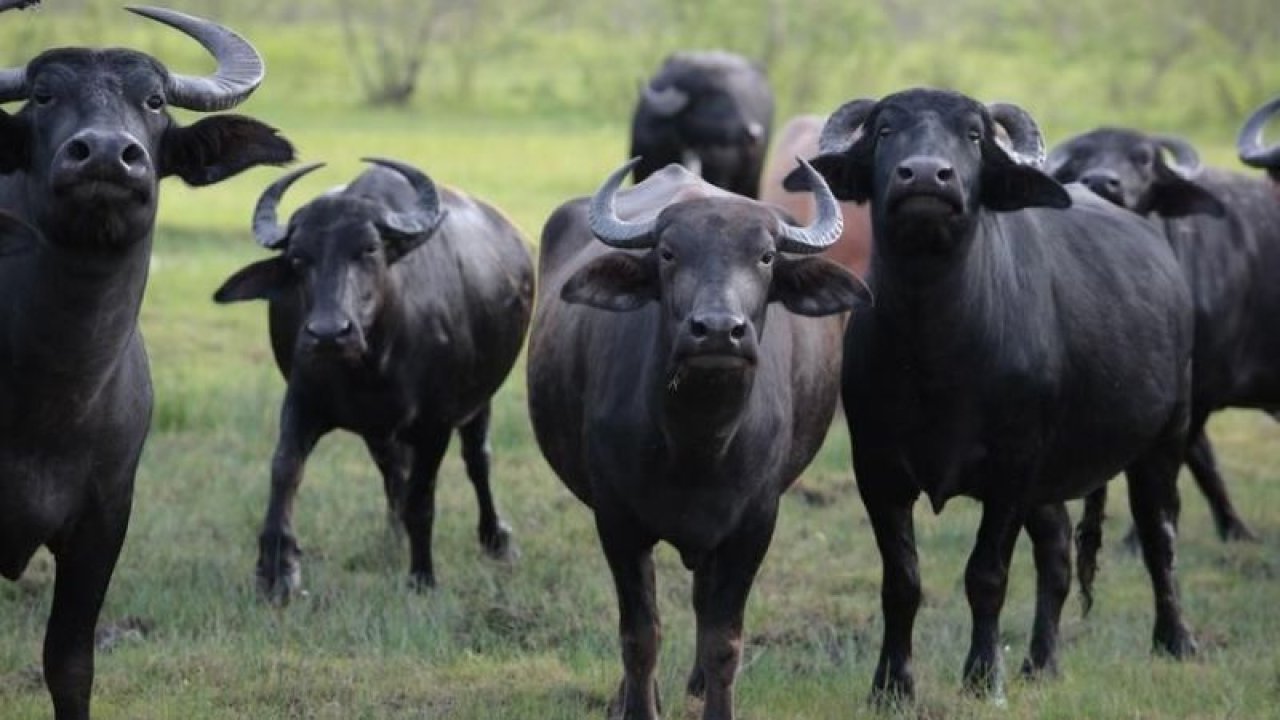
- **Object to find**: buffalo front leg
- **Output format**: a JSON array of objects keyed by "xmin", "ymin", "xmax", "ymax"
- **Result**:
[
  {"xmin": 1126, "ymin": 444, "xmax": 1197, "ymax": 658},
  {"xmin": 458, "ymin": 404, "xmax": 516, "ymax": 561},
  {"xmin": 859, "ymin": 480, "xmax": 922, "ymax": 704},
  {"xmin": 1184, "ymin": 425, "xmax": 1256, "ymax": 542},
  {"xmin": 685, "ymin": 505, "xmax": 777, "ymax": 720},
  {"xmin": 961, "ymin": 500, "xmax": 1024, "ymax": 699},
  {"xmin": 257, "ymin": 396, "xmax": 324, "ymax": 604},
  {"xmin": 597, "ymin": 505, "xmax": 662, "ymax": 720},
  {"xmin": 1020, "ymin": 502, "xmax": 1071, "ymax": 679},
  {"xmin": 402, "ymin": 423, "xmax": 452, "ymax": 589},
  {"xmin": 364, "ymin": 437, "xmax": 412, "ymax": 533},
  {"xmin": 44, "ymin": 493, "xmax": 131, "ymax": 720}
]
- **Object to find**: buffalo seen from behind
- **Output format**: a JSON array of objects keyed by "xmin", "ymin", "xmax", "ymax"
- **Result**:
[
  {"xmin": 0, "ymin": 7, "xmax": 294, "ymax": 719},
  {"xmin": 214, "ymin": 158, "xmax": 534, "ymax": 602},
  {"xmin": 528, "ymin": 160, "xmax": 866, "ymax": 720},
  {"xmin": 1049, "ymin": 124, "xmax": 1280, "ymax": 547},
  {"xmin": 630, "ymin": 50, "xmax": 773, "ymax": 198},
  {"xmin": 787, "ymin": 88, "xmax": 1197, "ymax": 701}
]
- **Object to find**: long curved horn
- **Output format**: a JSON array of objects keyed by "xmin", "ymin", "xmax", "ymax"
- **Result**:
[
  {"xmin": 777, "ymin": 158, "xmax": 844, "ymax": 254},
  {"xmin": 588, "ymin": 157, "xmax": 658, "ymax": 249},
  {"xmin": 0, "ymin": 66, "xmax": 24, "ymax": 103},
  {"xmin": 1153, "ymin": 134, "xmax": 1203, "ymax": 179},
  {"xmin": 126, "ymin": 6, "xmax": 264, "ymax": 112},
  {"xmin": 642, "ymin": 84, "xmax": 690, "ymax": 117},
  {"xmin": 361, "ymin": 157, "xmax": 447, "ymax": 237},
  {"xmin": 1238, "ymin": 96, "xmax": 1280, "ymax": 170},
  {"xmin": 253, "ymin": 163, "xmax": 323, "ymax": 249},
  {"xmin": 987, "ymin": 102, "xmax": 1046, "ymax": 167},
  {"xmin": 818, "ymin": 99, "xmax": 876, "ymax": 154}
]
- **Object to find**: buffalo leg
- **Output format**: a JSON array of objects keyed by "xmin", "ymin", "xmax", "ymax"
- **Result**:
[
  {"xmin": 44, "ymin": 493, "xmax": 131, "ymax": 720},
  {"xmin": 364, "ymin": 437, "xmax": 412, "ymax": 532},
  {"xmin": 1184, "ymin": 425, "xmax": 1256, "ymax": 542},
  {"xmin": 1021, "ymin": 502, "xmax": 1071, "ymax": 679},
  {"xmin": 458, "ymin": 404, "xmax": 515, "ymax": 560},
  {"xmin": 686, "ymin": 504, "xmax": 777, "ymax": 720},
  {"xmin": 1126, "ymin": 444, "xmax": 1197, "ymax": 658},
  {"xmin": 257, "ymin": 395, "xmax": 325, "ymax": 603},
  {"xmin": 859, "ymin": 479, "xmax": 922, "ymax": 703},
  {"xmin": 403, "ymin": 423, "xmax": 452, "ymax": 589},
  {"xmin": 597, "ymin": 505, "xmax": 661, "ymax": 720},
  {"xmin": 961, "ymin": 500, "xmax": 1023, "ymax": 698}
]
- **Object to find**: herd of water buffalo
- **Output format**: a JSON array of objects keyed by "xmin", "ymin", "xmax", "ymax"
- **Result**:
[{"xmin": 1, "ymin": 6, "xmax": 1279, "ymax": 720}]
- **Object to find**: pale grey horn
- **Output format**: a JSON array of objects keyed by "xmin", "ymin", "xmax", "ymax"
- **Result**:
[
  {"xmin": 987, "ymin": 102, "xmax": 1047, "ymax": 167},
  {"xmin": 252, "ymin": 163, "xmax": 324, "ymax": 249},
  {"xmin": 127, "ymin": 6, "xmax": 265, "ymax": 112},
  {"xmin": 1238, "ymin": 96, "xmax": 1280, "ymax": 169},
  {"xmin": 588, "ymin": 157, "xmax": 658, "ymax": 249},
  {"xmin": 818, "ymin": 98, "xmax": 876, "ymax": 154},
  {"xmin": 777, "ymin": 158, "xmax": 844, "ymax": 254},
  {"xmin": 361, "ymin": 157, "xmax": 446, "ymax": 238},
  {"xmin": 1153, "ymin": 135, "xmax": 1203, "ymax": 179},
  {"xmin": 643, "ymin": 84, "xmax": 690, "ymax": 117}
]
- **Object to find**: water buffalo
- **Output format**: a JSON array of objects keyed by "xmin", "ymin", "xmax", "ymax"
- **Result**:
[
  {"xmin": 759, "ymin": 114, "xmax": 872, "ymax": 276},
  {"xmin": 630, "ymin": 50, "xmax": 773, "ymax": 198},
  {"xmin": 214, "ymin": 159, "xmax": 534, "ymax": 603},
  {"xmin": 1049, "ymin": 126, "xmax": 1280, "ymax": 546},
  {"xmin": 1239, "ymin": 95, "xmax": 1280, "ymax": 182},
  {"xmin": 528, "ymin": 160, "xmax": 866, "ymax": 719},
  {"xmin": 0, "ymin": 8, "xmax": 294, "ymax": 718},
  {"xmin": 787, "ymin": 88, "xmax": 1196, "ymax": 701}
]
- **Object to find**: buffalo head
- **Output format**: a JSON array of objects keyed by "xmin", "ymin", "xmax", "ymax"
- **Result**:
[
  {"xmin": 1048, "ymin": 128, "xmax": 1225, "ymax": 217},
  {"xmin": 0, "ymin": 6, "xmax": 294, "ymax": 248},
  {"xmin": 562, "ymin": 159, "xmax": 868, "ymax": 379},
  {"xmin": 214, "ymin": 159, "xmax": 446, "ymax": 363},
  {"xmin": 785, "ymin": 88, "xmax": 1071, "ymax": 257}
]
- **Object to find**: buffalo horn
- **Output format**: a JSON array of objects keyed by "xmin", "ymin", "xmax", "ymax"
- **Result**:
[
  {"xmin": 1237, "ymin": 96, "xmax": 1280, "ymax": 170},
  {"xmin": 252, "ymin": 163, "xmax": 324, "ymax": 249},
  {"xmin": 818, "ymin": 98, "xmax": 876, "ymax": 154},
  {"xmin": 642, "ymin": 84, "xmax": 690, "ymax": 117},
  {"xmin": 777, "ymin": 158, "xmax": 844, "ymax": 254},
  {"xmin": 127, "ymin": 6, "xmax": 264, "ymax": 112},
  {"xmin": 588, "ymin": 157, "xmax": 658, "ymax": 249},
  {"xmin": 987, "ymin": 102, "xmax": 1047, "ymax": 167},
  {"xmin": 1153, "ymin": 135, "xmax": 1203, "ymax": 179},
  {"xmin": 361, "ymin": 157, "xmax": 447, "ymax": 238}
]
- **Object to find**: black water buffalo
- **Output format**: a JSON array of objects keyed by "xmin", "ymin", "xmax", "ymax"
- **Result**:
[
  {"xmin": 786, "ymin": 88, "xmax": 1196, "ymax": 701},
  {"xmin": 630, "ymin": 51, "xmax": 773, "ymax": 198},
  {"xmin": 528, "ymin": 161, "xmax": 865, "ymax": 719},
  {"xmin": 0, "ymin": 8, "xmax": 293, "ymax": 718},
  {"xmin": 1239, "ymin": 95, "xmax": 1280, "ymax": 182},
  {"xmin": 1049, "ymin": 126, "xmax": 1280, "ymax": 545},
  {"xmin": 214, "ymin": 159, "xmax": 534, "ymax": 602}
]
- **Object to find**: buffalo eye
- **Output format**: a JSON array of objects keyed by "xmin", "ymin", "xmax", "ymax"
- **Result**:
[
  {"xmin": 760, "ymin": 251, "xmax": 775, "ymax": 266},
  {"xmin": 877, "ymin": 125, "xmax": 893, "ymax": 138},
  {"xmin": 32, "ymin": 90, "xmax": 53, "ymax": 106},
  {"xmin": 1132, "ymin": 149, "xmax": 1152, "ymax": 166},
  {"xmin": 360, "ymin": 245, "xmax": 379, "ymax": 259},
  {"xmin": 145, "ymin": 94, "xmax": 166, "ymax": 111},
  {"xmin": 659, "ymin": 248, "xmax": 675, "ymax": 262},
  {"xmin": 288, "ymin": 255, "xmax": 308, "ymax": 271},
  {"xmin": 967, "ymin": 127, "xmax": 982, "ymax": 143}
]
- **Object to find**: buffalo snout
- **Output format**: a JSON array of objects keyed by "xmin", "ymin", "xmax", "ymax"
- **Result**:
[
  {"xmin": 53, "ymin": 129, "xmax": 151, "ymax": 193},
  {"xmin": 889, "ymin": 155, "xmax": 963, "ymax": 214},
  {"xmin": 1079, "ymin": 169, "xmax": 1125, "ymax": 207},
  {"xmin": 677, "ymin": 306, "xmax": 758, "ymax": 368}
]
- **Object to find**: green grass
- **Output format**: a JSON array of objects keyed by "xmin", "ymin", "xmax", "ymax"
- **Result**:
[{"xmin": 2, "ymin": 4, "xmax": 1280, "ymax": 718}]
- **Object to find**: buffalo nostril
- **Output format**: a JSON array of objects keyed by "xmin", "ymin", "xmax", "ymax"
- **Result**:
[
  {"xmin": 730, "ymin": 324, "xmax": 746, "ymax": 341},
  {"xmin": 66, "ymin": 140, "xmax": 91, "ymax": 163},
  {"xmin": 121, "ymin": 143, "xmax": 145, "ymax": 167},
  {"xmin": 937, "ymin": 166, "xmax": 955, "ymax": 182},
  {"xmin": 896, "ymin": 166, "xmax": 914, "ymax": 181},
  {"xmin": 690, "ymin": 319, "xmax": 709, "ymax": 339}
]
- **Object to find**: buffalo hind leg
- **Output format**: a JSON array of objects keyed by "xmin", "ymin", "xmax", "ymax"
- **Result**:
[
  {"xmin": 1021, "ymin": 502, "xmax": 1071, "ymax": 679},
  {"xmin": 1126, "ymin": 442, "xmax": 1197, "ymax": 658},
  {"xmin": 685, "ymin": 504, "xmax": 777, "ymax": 720},
  {"xmin": 257, "ymin": 395, "xmax": 325, "ymax": 604},
  {"xmin": 458, "ymin": 405, "xmax": 516, "ymax": 561},
  {"xmin": 402, "ymin": 423, "xmax": 452, "ymax": 589},
  {"xmin": 1184, "ymin": 426, "xmax": 1256, "ymax": 542},
  {"xmin": 44, "ymin": 495, "xmax": 130, "ymax": 720},
  {"xmin": 859, "ymin": 479, "xmax": 922, "ymax": 704},
  {"xmin": 597, "ymin": 502, "xmax": 662, "ymax": 720},
  {"xmin": 961, "ymin": 499, "xmax": 1024, "ymax": 699}
]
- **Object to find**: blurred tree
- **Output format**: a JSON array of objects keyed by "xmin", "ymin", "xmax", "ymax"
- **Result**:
[{"xmin": 336, "ymin": 0, "xmax": 444, "ymax": 106}]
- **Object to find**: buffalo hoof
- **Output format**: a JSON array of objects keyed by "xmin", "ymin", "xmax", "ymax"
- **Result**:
[
  {"xmin": 868, "ymin": 669, "xmax": 914, "ymax": 709},
  {"xmin": 1019, "ymin": 656, "xmax": 1059, "ymax": 681},
  {"xmin": 408, "ymin": 570, "xmax": 437, "ymax": 593},
  {"xmin": 685, "ymin": 665, "xmax": 705, "ymax": 698},
  {"xmin": 255, "ymin": 560, "xmax": 302, "ymax": 606},
  {"xmin": 1154, "ymin": 625, "xmax": 1198, "ymax": 659},
  {"xmin": 962, "ymin": 664, "xmax": 1005, "ymax": 704},
  {"xmin": 1220, "ymin": 519, "xmax": 1259, "ymax": 543},
  {"xmin": 481, "ymin": 521, "xmax": 519, "ymax": 562},
  {"xmin": 605, "ymin": 677, "xmax": 661, "ymax": 720}
]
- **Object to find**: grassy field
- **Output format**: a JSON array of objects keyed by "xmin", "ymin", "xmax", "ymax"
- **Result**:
[{"xmin": 3, "ymin": 4, "xmax": 1280, "ymax": 719}]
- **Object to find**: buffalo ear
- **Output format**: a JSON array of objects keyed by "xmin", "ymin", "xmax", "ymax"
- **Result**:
[
  {"xmin": 782, "ymin": 149, "xmax": 872, "ymax": 203},
  {"xmin": 213, "ymin": 256, "xmax": 294, "ymax": 303},
  {"xmin": 771, "ymin": 256, "xmax": 871, "ymax": 316},
  {"xmin": 980, "ymin": 142, "xmax": 1072, "ymax": 211},
  {"xmin": 162, "ymin": 115, "xmax": 296, "ymax": 187},
  {"xmin": 1151, "ymin": 169, "xmax": 1227, "ymax": 218},
  {"xmin": 0, "ymin": 212, "xmax": 39, "ymax": 256},
  {"xmin": 0, "ymin": 109, "xmax": 29, "ymax": 175},
  {"xmin": 561, "ymin": 251, "xmax": 657, "ymax": 312}
]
